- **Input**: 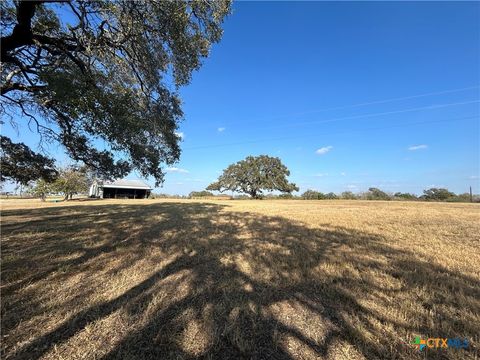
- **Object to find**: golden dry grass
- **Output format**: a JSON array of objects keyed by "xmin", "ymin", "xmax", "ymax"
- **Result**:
[{"xmin": 1, "ymin": 198, "xmax": 479, "ymax": 359}]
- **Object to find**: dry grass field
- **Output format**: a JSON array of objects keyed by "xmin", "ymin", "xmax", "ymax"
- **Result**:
[{"xmin": 1, "ymin": 199, "xmax": 479, "ymax": 359}]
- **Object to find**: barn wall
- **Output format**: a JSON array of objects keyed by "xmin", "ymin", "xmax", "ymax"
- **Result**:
[{"xmin": 102, "ymin": 188, "xmax": 149, "ymax": 199}]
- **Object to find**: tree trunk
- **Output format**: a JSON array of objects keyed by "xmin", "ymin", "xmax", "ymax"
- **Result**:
[{"xmin": 1, "ymin": 1, "xmax": 37, "ymax": 63}]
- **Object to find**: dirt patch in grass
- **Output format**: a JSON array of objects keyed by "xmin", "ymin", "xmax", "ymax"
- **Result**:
[{"xmin": 1, "ymin": 199, "xmax": 479, "ymax": 359}]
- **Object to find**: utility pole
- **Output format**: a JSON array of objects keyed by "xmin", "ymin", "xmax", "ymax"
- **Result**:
[{"xmin": 470, "ymin": 186, "xmax": 473, "ymax": 203}]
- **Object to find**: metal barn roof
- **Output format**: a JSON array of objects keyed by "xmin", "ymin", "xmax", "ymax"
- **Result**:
[{"xmin": 101, "ymin": 179, "xmax": 152, "ymax": 190}]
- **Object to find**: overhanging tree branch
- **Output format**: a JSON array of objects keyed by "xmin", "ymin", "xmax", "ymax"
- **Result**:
[{"xmin": 1, "ymin": 0, "xmax": 231, "ymax": 186}]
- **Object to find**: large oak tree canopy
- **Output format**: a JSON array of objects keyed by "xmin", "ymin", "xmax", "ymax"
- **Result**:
[
  {"xmin": 207, "ymin": 155, "xmax": 299, "ymax": 199},
  {"xmin": 1, "ymin": 0, "xmax": 230, "ymax": 186}
]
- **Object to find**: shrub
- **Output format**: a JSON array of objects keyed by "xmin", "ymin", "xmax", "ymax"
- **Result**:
[
  {"xmin": 189, "ymin": 190, "xmax": 214, "ymax": 198},
  {"xmin": 341, "ymin": 191, "xmax": 357, "ymax": 200},
  {"xmin": 278, "ymin": 193, "xmax": 295, "ymax": 199},
  {"xmin": 149, "ymin": 193, "xmax": 169, "ymax": 199},
  {"xmin": 394, "ymin": 192, "xmax": 418, "ymax": 200},
  {"xmin": 301, "ymin": 190, "xmax": 324, "ymax": 200},
  {"xmin": 234, "ymin": 194, "xmax": 251, "ymax": 200}
]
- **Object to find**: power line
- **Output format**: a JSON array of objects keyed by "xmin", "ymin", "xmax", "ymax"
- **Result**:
[
  {"xmin": 185, "ymin": 115, "xmax": 478, "ymax": 150},
  {"xmin": 281, "ymin": 99, "xmax": 480, "ymax": 128},
  {"xmin": 274, "ymin": 85, "xmax": 480, "ymax": 115},
  {"xmin": 223, "ymin": 85, "xmax": 479, "ymax": 125},
  {"xmin": 299, "ymin": 85, "xmax": 479, "ymax": 114}
]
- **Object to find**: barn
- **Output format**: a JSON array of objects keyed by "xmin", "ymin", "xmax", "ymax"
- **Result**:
[{"xmin": 89, "ymin": 179, "xmax": 152, "ymax": 199}]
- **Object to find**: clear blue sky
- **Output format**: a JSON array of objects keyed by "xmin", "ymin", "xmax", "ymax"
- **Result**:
[{"xmin": 4, "ymin": 1, "xmax": 480, "ymax": 195}]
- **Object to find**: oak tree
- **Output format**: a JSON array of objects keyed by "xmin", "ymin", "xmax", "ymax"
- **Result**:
[
  {"xmin": 207, "ymin": 155, "xmax": 298, "ymax": 199},
  {"xmin": 423, "ymin": 188, "xmax": 454, "ymax": 201},
  {"xmin": 366, "ymin": 187, "xmax": 391, "ymax": 200},
  {"xmin": 52, "ymin": 166, "xmax": 89, "ymax": 200},
  {"xmin": 27, "ymin": 178, "xmax": 52, "ymax": 201}
]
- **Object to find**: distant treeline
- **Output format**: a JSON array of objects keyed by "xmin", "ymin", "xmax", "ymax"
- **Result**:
[
  {"xmin": 156, "ymin": 187, "xmax": 479, "ymax": 202},
  {"xmin": 297, "ymin": 187, "xmax": 478, "ymax": 202}
]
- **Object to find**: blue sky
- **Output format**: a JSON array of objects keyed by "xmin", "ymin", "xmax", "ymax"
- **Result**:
[{"xmin": 3, "ymin": 1, "xmax": 480, "ymax": 195}]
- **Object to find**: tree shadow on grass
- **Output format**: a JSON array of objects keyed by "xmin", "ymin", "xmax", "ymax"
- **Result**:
[{"xmin": 1, "ymin": 202, "xmax": 478, "ymax": 359}]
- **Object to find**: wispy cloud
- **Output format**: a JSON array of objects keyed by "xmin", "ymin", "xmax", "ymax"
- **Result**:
[
  {"xmin": 166, "ymin": 167, "xmax": 189, "ymax": 174},
  {"xmin": 315, "ymin": 145, "xmax": 333, "ymax": 155},
  {"xmin": 217, "ymin": 127, "xmax": 226, "ymax": 132},
  {"xmin": 175, "ymin": 131, "xmax": 185, "ymax": 139},
  {"xmin": 469, "ymin": 175, "xmax": 479, "ymax": 179},
  {"xmin": 314, "ymin": 173, "xmax": 329, "ymax": 177},
  {"xmin": 340, "ymin": 172, "xmax": 346, "ymax": 176},
  {"xmin": 185, "ymin": 178, "xmax": 205, "ymax": 182},
  {"xmin": 408, "ymin": 144, "xmax": 428, "ymax": 151}
]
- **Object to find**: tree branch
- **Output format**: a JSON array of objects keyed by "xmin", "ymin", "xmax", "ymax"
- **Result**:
[
  {"xmin": 1, "ymin": 1, "xmax": 85, "ymax": 64},
  {"xmin": 1, "ymin": 83, "xmax": 46, "ymax": 95}
]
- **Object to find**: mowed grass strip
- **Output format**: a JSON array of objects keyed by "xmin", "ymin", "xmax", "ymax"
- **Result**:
[{"xmin": 1, "ymin": 199, "xmax": 479, "ymax": 359}]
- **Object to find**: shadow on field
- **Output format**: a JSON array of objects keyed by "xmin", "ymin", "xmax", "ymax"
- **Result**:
[{"xmin": 1, "ymin": 202, "xmax": 479, "ymax": 359}]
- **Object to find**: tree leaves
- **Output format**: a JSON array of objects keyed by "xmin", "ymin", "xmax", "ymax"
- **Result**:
[{"xmin": 0, "ymin": 135, "xmax": 57, "ymax": 185}]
